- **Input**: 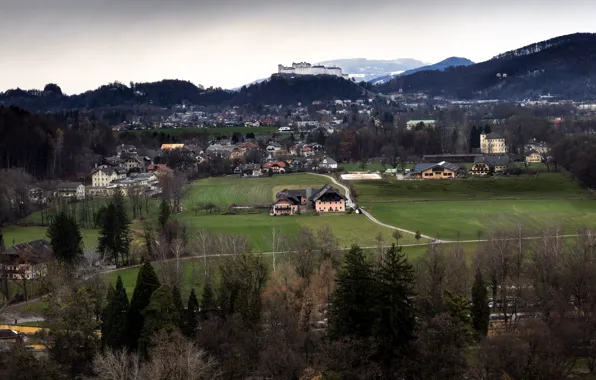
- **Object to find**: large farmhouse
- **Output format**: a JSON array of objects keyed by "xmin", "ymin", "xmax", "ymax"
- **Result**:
[
  {"xmin": 411, "ymin": 161, "xmax": 460, "ymax": 180},
  {"xmin": 271, "ymin": 184, "xmax": 346, "ymax": 216}
]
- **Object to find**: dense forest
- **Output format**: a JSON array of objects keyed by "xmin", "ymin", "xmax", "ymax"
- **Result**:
[
  {"xmin": 231, "ymin": 75, "xmax": 370, "ymax": 105},
  {"xmin": 378, "ymin": 33, "xmax": 596, "ymax": 100}
]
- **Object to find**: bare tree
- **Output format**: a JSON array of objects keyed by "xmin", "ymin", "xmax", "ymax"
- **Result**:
[{"xmin": 193, "ymin": 230, "xmax": 213, "ymax": 279}]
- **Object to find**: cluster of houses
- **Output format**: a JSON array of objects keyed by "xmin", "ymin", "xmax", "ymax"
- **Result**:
[
  {"xmin": 409, "ymin": 135, "xmax": 549, "ymax": 180},
  {"xmin": 35, "ymin": 145, "xmax": 173, "ymax": 201},
  {"xmin": 271, "ymin": 184, "xmax": 347, "ymax": 216},
  {"xmin": 234, "ymin": 156, "xmax": 338, "ymax": 177}
]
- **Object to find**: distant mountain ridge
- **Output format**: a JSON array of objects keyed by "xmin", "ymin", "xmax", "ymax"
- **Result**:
[
  {"xmin": 3, "ymin": 34, "xmax": 596, "ymax": 110},
  {"xmin": 369, "ymin": 57, "xmax": 475, "ymax": 84},
  {"xmin": 378, "ymin": 33, "xmax": 596, "ymax": 100},
  {"xmin": 316, "ymin": 58, "xmax": 429, "ymax": 82}
]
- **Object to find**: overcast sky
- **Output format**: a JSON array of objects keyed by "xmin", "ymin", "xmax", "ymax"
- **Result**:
[{"xmin": 1, "ymin": 0, "xmax": 595, "ymax": 94}]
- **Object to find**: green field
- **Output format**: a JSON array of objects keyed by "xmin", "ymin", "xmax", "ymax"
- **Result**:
[
  {"xmin": 354, "ymin": 172, "xmax": 590, "ymax": 203},
  {"xmin": 183, "ymin": 174, "xmax": 331, "ymax": 208},
  {"xmin": 126, "ymin": 126, "xmax": 278, "ymax": 138},
  {"xmin": 355, "ymin": 171, "xmax": 596, "ymax": 240},
  {"xmin": 363, "ymin": 200, "xmax": 596, "ymax": 241},
  {"xmin": 2, "ymin": 226, "xmax": 100, "ymax": 251}
]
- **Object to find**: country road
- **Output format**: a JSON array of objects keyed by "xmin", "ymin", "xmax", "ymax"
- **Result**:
[{"xmin": 307, "ymin": 173, "xmax": 440, "ymax": 242}]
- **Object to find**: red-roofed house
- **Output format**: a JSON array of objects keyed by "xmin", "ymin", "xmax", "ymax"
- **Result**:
[{"xmin": 262, "ymin": 161, "xmax": 287, "ymax": 174}]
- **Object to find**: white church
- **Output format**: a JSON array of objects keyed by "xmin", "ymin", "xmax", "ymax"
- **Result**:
[{"xmin": 278, "ymin": 62, "xmax": 349, "ymax": 79}]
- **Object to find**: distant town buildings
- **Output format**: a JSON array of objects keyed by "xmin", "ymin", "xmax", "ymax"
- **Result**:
[{"xmin": 278, "ymin": 62, "xmax": 349, "ymax": 79}]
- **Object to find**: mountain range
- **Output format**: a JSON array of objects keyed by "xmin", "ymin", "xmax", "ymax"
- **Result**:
[
  {"xmin": 316, "ymin": 58, "xmax": 429, "ymax": 82},
  {"xmin": 378, "ymin": 33, "xmax": 596, "ymax": 100},
  {"xmin": 369, "ymin": 57, "xmax": 475, "ymax": 84},
  {"xmin": 2, "ymin": 33, "xmax": 596, "ymax": 110}
]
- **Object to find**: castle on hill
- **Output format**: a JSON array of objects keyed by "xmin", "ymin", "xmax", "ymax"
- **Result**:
[{"xmin": 277, "ymin": 62, "xmax": 349, "ymax": 79}]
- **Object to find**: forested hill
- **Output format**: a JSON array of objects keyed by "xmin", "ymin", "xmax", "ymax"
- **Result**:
[
  {"xmin": 230, "ymin": 75, "xmax": 370, "ymax": 105},
  {"xmin": 0, "ymin": 80, "xmax": 235, "ymax": 112},
  {"xmin": 378, "ymin": 33, "xmax": 596, "ymax": 100}
]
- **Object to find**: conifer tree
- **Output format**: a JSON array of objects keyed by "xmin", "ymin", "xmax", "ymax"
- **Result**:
[
  {"xmin": 172, "ymin": 285, "xmax": 184, "ymax": 329},
  {"xmin": 47, "ymin": 212, "xmax": 84, "ymax": 267},
  {"xmin": 126, "ymin": 262, "xmax": 160, "ymax": 349},
  {"xmin": 158, "ymin": 199, "xmax": 171, "ymax": 230},
  {"xmin": 101, "ymin": 283, "xmax": 115, "ymax": 345},
  {"xmin": 104, "ymin": 276, "xmax": 129, "ymax": 349},
  {"xmin": 183, "ymin": 288, "xmax": 200, "ymax": 338},
  {"xmin": 98, "ymin": 189, "xmax": 131, "ymax": 266},
  {"xmin": 329, "ymin": 245, "xmax": 375, "ymax": 339},
  {"xmin": 200, "ymin": 282, "xmax": 216, "ymax": 317},
  {"xmin": 139, "ymin": 285, "xmax": 178, "ymax": 355},
  {"xmin": 373, "ymin": 244, "xmax": 416, "ymax": 356},
  {"xmin": 471, "ymin": 267, "xmax": 490, "ymax": 339}
]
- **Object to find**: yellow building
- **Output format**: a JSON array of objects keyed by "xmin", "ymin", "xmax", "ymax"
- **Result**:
[
  {"xmin": 480, "ymin": 133, "xmax": 508, "ymax": 154},
  {"xmin": 526, "ymin": 151, "xmax": 542, "ymax": 163}
]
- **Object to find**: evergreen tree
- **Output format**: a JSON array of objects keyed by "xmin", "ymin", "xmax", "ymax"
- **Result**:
[
  {"xmin": 101, "ymin": 283, "xmax": 115, "ymax": 345},
  {"xmin": 183, "ymin": 288, "xmax": 200, "ymax": 338},
  {"xmin": 104, "ymin": 276, "xmax": 129, "ymax": 349},
  {"xmin": 471, "ymin": 267, "xmax": 490, "ymax": 339},
  {"xmin": 98, "ymin": 189, "xmax": 131, "ymax": 266},
  {"xmin": 172, "ymin": 285, "xmax": 184, "ymax": 329},
  {"xmin": 158, "ymin": 199, "xmax": 171, "ymax": 230},
  {"xmin": 47, "ymin": 211, "xmax": 84, "ymax": 267},
  {"xmin": 200, "ymin": 282, "xmax": 216, "ymax": 318},
  {"xmin": 126, "ymin": 262, "xmax": 160, "ymax": 349},
  {"xmin": 329, "ymin": 245, "xmax": 375, "ymax": 339},
  {"xmin": 139, "ymin": 285, "xmax": 178, "ymax": 355},
  {"xmin": 373, "ymin": 244, "xmax": 416, "ymax": 357}
]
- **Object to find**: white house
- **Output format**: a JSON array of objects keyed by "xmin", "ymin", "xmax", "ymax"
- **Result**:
[
  {"xmin": 319, "ymin": 157, "xmax": 338, "ymax": 170},
  {"xmin": 55, "ymin": 182, "xmax": 86, "ymax": 200},
  {"xmin": 91, "ymin": 167, "xmax": 127, "ymax": 187},
  {"xmin": 266, "ymin": 143, "xmax": 283, "ymax": 155}
]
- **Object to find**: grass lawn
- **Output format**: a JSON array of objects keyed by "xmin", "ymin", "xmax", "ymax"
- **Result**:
[
  {"xmin": 362, "ymin": 200, "xmax": 596, "ymax": 241},
  {"xmin": 126, "ymin": 126, "xmax": 278, "ymax": 138},
  {"xmin": 353, "ymin": 172, "xmax": 591, "ymax": 203},
  {"xmin": 2, "ymin": 226, "xmax": 100, "ymax": 251},
  {"xmin": 183, "ymin": 173, "xmax": 332, "ymax": 208}
]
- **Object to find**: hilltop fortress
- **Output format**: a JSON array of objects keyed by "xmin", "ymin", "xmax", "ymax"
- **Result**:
[{"xmin": 278, "ymin": 62, "xmax": 350, "ymax": 79}]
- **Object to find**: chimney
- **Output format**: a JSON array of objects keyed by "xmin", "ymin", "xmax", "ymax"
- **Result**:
[{"xmin": 306, "ymin": 187, "xmax": 313, "ymax": 201}]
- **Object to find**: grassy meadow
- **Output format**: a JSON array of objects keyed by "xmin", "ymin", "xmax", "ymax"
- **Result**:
[
  {"xmin": 183, "ymin": 174, "xmax": 331, "ymax": 207},
  {"xmin": 355, "ymin": 171, "xmax": 596, "ymax": 240},
  {"xmin": 2, "ymin": 226, "xmax": 100, "ymax": 251}
]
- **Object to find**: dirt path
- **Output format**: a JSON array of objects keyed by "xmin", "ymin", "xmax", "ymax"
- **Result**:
[{"xmin": 306, "ymin": 173, "xmax": 439, "ymax": 242}]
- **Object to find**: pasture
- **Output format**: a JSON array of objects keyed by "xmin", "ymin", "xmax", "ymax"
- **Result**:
[
  {"xmin": 183, "ymin": 174, "xmax": 331, "ymax": 207},
  {"xmin": 354, "ymin": 172, "xmax": 590, "ymax": 203},
  {"xmin": 2, "ymin": 226, "xmax": 100, "ymax": 251},
  {"xmin": 362, "ymin": 200, "xmax": 596, "ymax": 241},
  {"xmin": 355, "ymin": 171, "xmax": 596, "ymax": 240}
]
